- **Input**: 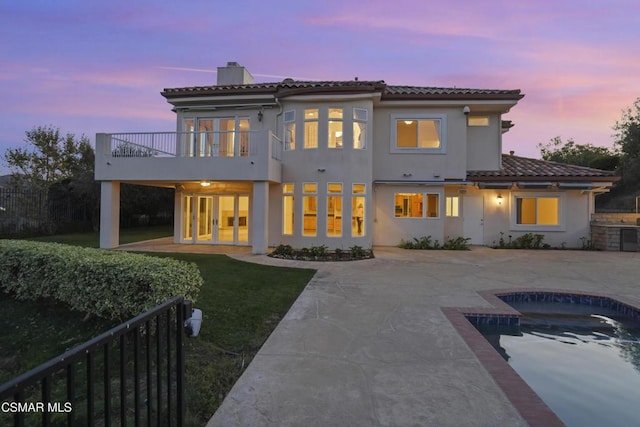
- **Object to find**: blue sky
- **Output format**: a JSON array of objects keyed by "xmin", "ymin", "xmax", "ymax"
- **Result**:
[{"xmin": 1, "ymin": 0, "xmax": 639, "ymax": 174}]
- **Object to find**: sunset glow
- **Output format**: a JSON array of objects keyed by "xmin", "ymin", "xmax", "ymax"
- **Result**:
[{"xmin": 1, "ymin": 0, "xmax": 638, "ymax": 173}]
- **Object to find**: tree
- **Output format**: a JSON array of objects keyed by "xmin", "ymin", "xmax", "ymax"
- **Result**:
[
  {"xmin": 613, "ymin": 98, "xmax": 640, "ymax": 188},
  {"xmin": 3, "ymin": 125, "xmax": 93, "ymax": 190},
  {"xmin": 537, "ymin": 137, "xmax": 619, "ymax": 170}
]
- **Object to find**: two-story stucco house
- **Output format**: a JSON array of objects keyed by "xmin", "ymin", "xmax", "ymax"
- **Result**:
[{"xmin": 95, "ymin": 62, "xmax": 616, "ymax": 254}]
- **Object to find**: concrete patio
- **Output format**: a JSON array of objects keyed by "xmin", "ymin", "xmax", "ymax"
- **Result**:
[{"xmin": 202, "ymin": 246, "xmax": 640, "ymax": 426}]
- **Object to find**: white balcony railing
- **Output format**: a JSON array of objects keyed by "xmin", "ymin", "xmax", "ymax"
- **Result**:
[{"xmin": 106, "ymin": 131, "xmax": 282, "ymax": 160}]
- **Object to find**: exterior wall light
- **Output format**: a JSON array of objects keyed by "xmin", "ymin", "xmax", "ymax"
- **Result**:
[
  {"xmin": 497, "ymin": 194, "xmax": 503, "ymax": 205},
  {"xmin": 258, "ymin": 110, "xmax": 263, "ymax": 122},
  {"xmin": 200, "ymin": 181, "xmax": 211, "ymax": 187}
]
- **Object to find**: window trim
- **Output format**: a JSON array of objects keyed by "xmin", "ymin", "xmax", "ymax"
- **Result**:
[
  {"xmin": 510, "ymin": 192, "xmax": 566, "ymax": 231},
  {"xmin": 390, "ymin": 113, "xmax": 447, "ymax": 154}
]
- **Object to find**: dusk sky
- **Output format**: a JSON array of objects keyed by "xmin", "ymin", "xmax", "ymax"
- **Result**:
[{"xmin": 1, "ymin": 0, "xmax": 639, "ymax": 175}]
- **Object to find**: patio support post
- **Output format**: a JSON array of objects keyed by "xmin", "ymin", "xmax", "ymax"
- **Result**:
[
  {"xmin": 252, "ymin": 181, "xmax": 269, "ymax": 254},
  {"xmin": 100, "ymin": 181, "xmax": 120, "ymax": 248}
]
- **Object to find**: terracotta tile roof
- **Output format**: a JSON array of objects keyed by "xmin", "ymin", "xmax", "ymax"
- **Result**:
[
  {"xmin": 467, "ymin": 155, "xmax": 618, "ymax": 182},
  {"xmin": 162, "ymin": 80, "xmax": 523, "ymax": 100}
]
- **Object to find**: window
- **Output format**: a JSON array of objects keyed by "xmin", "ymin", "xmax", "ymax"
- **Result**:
[
  {"xmin": 426, "ymin": 193, "xmax": 440, "ymax": 218},
  {"xmin": 327, "ymin": 183, "xmax": 342, "ymax": 236},
  {"xmin": 303, "ymin": 183, "xmax": 317, "ymax": 236},
  {"xmin": 391, "ymin": 114, "xmax": 446, "ymax": 153},
  {"xmin": 353, "ymin": 108, "xmax": 367, "ymax": 149},
  {"xmin": 394, "ymin": 193, "xmax": 423, "ymax": 218},
  {"xmin": 283, "ymin": 183, "xmax": 294, "ymax": 235},
  {"xmin": 328, "ymin": 109, "xmax": 343, "ymax": 148},
  {"xmin": 446, "ymin": 196, "xmax": 460, "ymax": 217},
  {"xmin": 284, "ymin": 111, "xmax": 295, "ymax": 151},
  {"xmin": 516, "ymin": 196, "xmax": 559, "ymax": 225},
  {"xmin": 304, "ymin": 109, "xmax": 318, "ymax": 149},
  {"xmin": 468, "ymin": 116, "xmax": 489, "ymax": 126},
  {"xmin": 352, "ymin": 184, "xmax": 366, "ymax": 236},
  {"xmin": 182, "ymin": 117, "xmax": 249, "ymax": 157},
  {"xmin": 394, "ymin": 193, "xmax": 439, "ymax": 218}
]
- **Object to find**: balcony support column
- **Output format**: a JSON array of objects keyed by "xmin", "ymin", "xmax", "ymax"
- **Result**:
[
  {"xmin": 251, "ymin": 181, "xmax": 269, "ymax": 254},
  {"xmin": 99, "ymin": 181, "xmax": 120, "ymax": 248}
]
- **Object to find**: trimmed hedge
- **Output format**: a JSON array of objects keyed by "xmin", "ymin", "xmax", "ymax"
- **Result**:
[{"xmin": 0, "ymin": 240, "xmax": 203, "ymax": 321}]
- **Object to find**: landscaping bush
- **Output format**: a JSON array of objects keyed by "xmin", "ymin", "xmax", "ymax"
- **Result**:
[
  {"xmin": 398, "ymin": 235, "xmax": 470, "ymax": 250},
  {"xmin": 269, "ymin": 244, "xmax": 374, "ymax": 261},
  {"xmin": 0, "ymin": 240, "xmax": 203, "ymax": 321},
  {"xmin": 493, "ymin": 232, "xmax": 549, "ymax": 249}
]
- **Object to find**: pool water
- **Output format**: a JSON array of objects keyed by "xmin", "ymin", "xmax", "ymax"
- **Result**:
[{"xmin": 481, "ymin": 309, "xmax": 640, "ymax": 427}]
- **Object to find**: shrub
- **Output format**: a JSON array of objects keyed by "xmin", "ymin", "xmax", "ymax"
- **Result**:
[
  {"xmin": 493, "ymin": 232, "xmax": 548, "ymax": 249},
  {"xmin": 0, "ymin": 240, "xmax": 203, "ymax": 321},
  {"xmin": 442, "ymin": 236, "xmax": 471, "ymax": 250},
  {"xmin": 272, "ymin": 244, "xmax": 294, "ymax": 256},
  {"xmin": 399, "ymin": 236, "xmax": 469, "ymax": 250}
]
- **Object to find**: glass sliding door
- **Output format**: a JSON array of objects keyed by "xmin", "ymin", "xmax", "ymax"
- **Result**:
[
  {"xmin": 238, "ymin": 195, "xmax": 249, "ymax": 243},
  {"xmin": 197, "ymin": 196, "xmax": 213, "ymax": 241},
  {"xmin": 182, "ymin": 194, "xmax": 250, "ymax": 245},
  {"xmin": 217, "ymin": 195, "xmax": 235, "ymax": 243}
]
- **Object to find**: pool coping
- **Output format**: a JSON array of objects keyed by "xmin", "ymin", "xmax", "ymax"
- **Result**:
[{"xmin": 442, "ymin": 288, "xmax": 640, "ymax": 427}]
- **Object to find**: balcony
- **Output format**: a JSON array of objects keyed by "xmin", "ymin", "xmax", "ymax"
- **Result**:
[{"xmin": 95, "ymin": 130, "xmax": 282, "ymax": 183}]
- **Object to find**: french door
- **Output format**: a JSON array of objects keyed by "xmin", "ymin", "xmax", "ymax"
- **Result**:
[{"xmin": 182, "ymin": 194, "xmax": 249, "ymax": 244}]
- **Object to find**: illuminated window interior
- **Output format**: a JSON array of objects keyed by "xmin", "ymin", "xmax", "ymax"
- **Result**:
[
  {"xmin": 283, "ymin": 183, "xmax": 294, "ymax": 235},
  {"xmin": 446, "ymin": 196, "xmax": 459, "ymax": 217},
  {"xmin": 304, "ymin": 109, "xmax": 318, "ymax": 149},
  {"xmin": 328, "ymin": 108, "xmax": 343, "ymax": 148},
  {"xmin": 327, "ymin": 183, "xmax": 342, "ymax": 236},
  {"xmin": 396, "ymin": 119, "xmax": 441, "ymax": 149},
  {"xmin": 468, "ymin": 116, "xmax": 490, "ymax": 126},
  {"xmin": 284, "ymin": 111, "xmax": 295, "ymax": 150},
  {"xmin": 353, "ymin": 108, "xmax": 367, "ymax": 149},
  {"xmin": 394, "ymin": 193, "xmax": 423, "ymax": 217},
  {"xmin": 303, "ymin": 182, "xmax": 317, "ymax": 236},
  {"xmin": 516, "ymin": 197, "xmax": 559, "ymax": 225}
]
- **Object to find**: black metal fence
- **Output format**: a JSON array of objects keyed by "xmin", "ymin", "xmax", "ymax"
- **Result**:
[
  {"xmin": 0, "ymin": 188, "xmax": 93, "ymax": 237},
  {"xmin": 0, "ymin": 297, "xmax": 189, "ymax": 427}
]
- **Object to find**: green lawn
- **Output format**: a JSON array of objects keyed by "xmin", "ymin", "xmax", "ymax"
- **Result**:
[{"xmin": 0, "ymin": 228, "xmax": 316, "ymax": 426}]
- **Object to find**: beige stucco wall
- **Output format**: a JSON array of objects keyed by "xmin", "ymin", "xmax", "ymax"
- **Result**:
[
  {"xmin": 461, "ymin": 187, "xmax": 594, "ymax": 248},
  {"xmin": 372, "ymin": 106, "xmax": 468, "ymax": 181},
  {"xmin": 466, "ymin": 113, "xmax": 502, "ymax": 171},
  {"xmin": 372, "ymin": 184, "xmax": 445, "ymax": 246}
]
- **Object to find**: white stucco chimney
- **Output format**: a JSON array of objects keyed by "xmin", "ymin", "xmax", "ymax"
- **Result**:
[{"xmin": 216, "ymin": 62, "xmax": 254, "ymax": 85}]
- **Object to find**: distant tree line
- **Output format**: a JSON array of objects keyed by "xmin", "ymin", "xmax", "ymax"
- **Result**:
[{"xmin": 537, "ymin": 98, "xmax": 640, "ymax": 211}]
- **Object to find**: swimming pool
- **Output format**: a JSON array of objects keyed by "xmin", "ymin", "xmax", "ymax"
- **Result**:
[{"xmin": 479, "ymin": 302, "xmax": 640, "ymax": 427}]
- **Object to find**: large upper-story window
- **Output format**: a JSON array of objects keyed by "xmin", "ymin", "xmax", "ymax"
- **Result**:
[
  {"xmin": 328, "ymin": 109, "xmax": 343, "ymax": 149},
  {"xmin": 391, "ymin": 114, "xmax": 446, "ymax": 153},
  {"xmin": 284, "ymin": 111, "xmax": 295, "ymax": 151},
  {"xmin": 353, "ymin": 108, "xmax": 367, "ymax": 149},
  {"xmin": 304, "ymin": 109, "xmax": 318, "ymax": 149},
  {"xmin": 183, "ymin": 117, "xmax": 249, "ymax": 157}
]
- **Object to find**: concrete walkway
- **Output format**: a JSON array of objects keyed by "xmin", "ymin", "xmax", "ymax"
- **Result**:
[{"xmin": 206, "ymin": 247, "xmax": 640, "ymax": 426}]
